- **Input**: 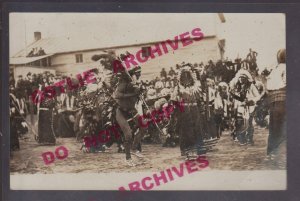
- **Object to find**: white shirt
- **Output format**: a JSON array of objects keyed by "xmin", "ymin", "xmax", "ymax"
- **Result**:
[
  {"xmin": 208, "ymin": 87, "xmax": 216, "ymax": 102},
  {"xmin": 266, "ymin": 63, "xmax": 286, "ymax": 90},
  {"xmin": 155, "ymin": 81, "xmax": 164, "ymax": 89},
  {"xmin": 234, "ymin": 83, "xmax": 260, "ymax": 114},
  {"xmin": 246, "ymin": 83, "xmax": 260, "ymax": 103},
  {"xmin": 160, "ymin": 88, "xmax": 171, "ymax": 96}
]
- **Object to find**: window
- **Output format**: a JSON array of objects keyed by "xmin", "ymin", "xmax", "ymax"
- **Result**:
[
  {"xmin": 75, "ymin": 54, "xmax": 83, "ymax": 63},
  {"xmin": 141, "ymin": 46, "xmax": 151, "ymax": 58}
]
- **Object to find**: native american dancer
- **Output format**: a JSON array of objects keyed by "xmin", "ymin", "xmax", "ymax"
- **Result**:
[
  {"xmin": 113, "ymin": 62, "xmax": 146, "ymax": 166},
  {"xmin": 170, "ymin": 65, "xmax": 206, "ymax": 160},
  {"xmin": 229, "ymin": 69, "xmax": 260, "ymax": 145},
  {"xmin": 78, "ymin": 53, "xmax": 123, "ymax": 153},
  {"xmin": 36, "ymin": 83, "xmax": 57, "ymax": 145}
]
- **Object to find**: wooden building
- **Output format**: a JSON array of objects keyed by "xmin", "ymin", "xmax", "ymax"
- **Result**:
[{"xmin": 10, "ymin": 13, "xmax": 226, "ymax": 80}]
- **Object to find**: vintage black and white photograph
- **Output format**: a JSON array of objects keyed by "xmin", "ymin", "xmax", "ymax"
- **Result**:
[{"xmin": 9, "ymin": 13, "xmax": 286, "ymax": 190}]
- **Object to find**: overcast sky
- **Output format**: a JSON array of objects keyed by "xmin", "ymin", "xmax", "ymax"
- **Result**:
[{"xmin": 10, "ymin": 13, "xmax": 285, "ymax": 70}]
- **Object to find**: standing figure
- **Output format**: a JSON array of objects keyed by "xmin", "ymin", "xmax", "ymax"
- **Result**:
[
  {"xmin": 65, "ymin": 74, "xmax": 77, "ymax": 110},
  {"xmin": 214, "ymin": 82, "xmax": 229, "ymax": 138},
  {"xmin": 168, "ymin": 67, "xmax": 176, "ymax": 78},
  {"xmin": 160, "ymin": 68, "xmax": 167, "ymax": 79},
  {"xmin": 15, "ymin": 75, "xmax": 27, "ymax": 115},
  {"xmin": 35, "ymin": 80, "xmax": 57, "ymax": 145},
  {"xmin": 90, "ymin": 52, "xmax": 125, "ymax": 153},
  {"xmin": 205, "ymin": 78, "xmax": 219, "ymax": 139},
  {"xmin": 266, "ymin": 49, "xmax": 286, "ymax": 159},
  {"xmin": 171, "ymin": 66, "xmax": 206, "ymax": 160},
  {"xmin": 254, "ymin": 80, "xmax": 269, "ymax": 127},
  {"xmin": 247, "ymin": 48, "xmax": 258, "ymax": 63},
  {"xmin": 229, "ymin": 70, "xmax": 260, "ymax": 145},
  {"xmin": 113, "ymin": 55, "xmax": 146, "ymax": 166},
  {"xmin": 247, "ymin": 48, "xmax": 258, "ymax": 75},
  {"xmin": 10, "ymin": 85, "xmax": 22, "ymax": 151},
  {"xmin": 154, "ymin": 78, "xmax": 164, "ymax": 94},
  {"xmin": 234, "ymin": 57, "xmax": 242, "ymax": 72}
]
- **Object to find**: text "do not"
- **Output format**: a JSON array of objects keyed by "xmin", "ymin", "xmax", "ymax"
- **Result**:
[{"xmin": 41, "ymin": 146, "xmax": 69, "ymax": 165}]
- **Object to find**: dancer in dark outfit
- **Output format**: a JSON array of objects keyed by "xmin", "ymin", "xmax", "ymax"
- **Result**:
[
  {"xmin": 36, "ymin": 82, "xmax": 56, "ymax": 145},
  {"xmin": 171, "ymin": 66, "xmax": 206, "ymax": 160}
]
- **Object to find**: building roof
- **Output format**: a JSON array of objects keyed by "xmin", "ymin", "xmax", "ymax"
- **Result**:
[
  {"xmin": 10, "ymin": 54, "xmax": 54, "ymax": 65},
  {"xmin": 16, "ymin": 35, "xmax": 220, "ymax": 61},
  {"xmin": 12, "ymin": 36, "xmax": 107, "ymax": 58},
  {"xmin": 12, "ymin": 13, "xmax": 225, "ymax": 59}
]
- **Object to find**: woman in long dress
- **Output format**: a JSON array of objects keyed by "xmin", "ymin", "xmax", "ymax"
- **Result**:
[{"xmin": 36, "ymin": 78, "xmax": 56, "ymax": 145}]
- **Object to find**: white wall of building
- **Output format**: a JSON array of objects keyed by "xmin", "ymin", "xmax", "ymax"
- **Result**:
[
  {"xmin": 13, "ymin": 66, "xmax": 55, "ymax": 80},
  {"xmin": 49, "ymin": 36, "xmax": 220, "ymax": 80},
  {"xmin": 115, "ymin": 37, "xmax": 221, "ymax": 80}
]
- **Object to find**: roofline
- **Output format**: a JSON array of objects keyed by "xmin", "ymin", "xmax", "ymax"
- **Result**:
[
  {"xmin": 45, "ymin": 35, "xmax": 216, "ymax": 56},
  {"xmin": 12, "ymin": 38, "xmax": 41, "ymax": 58}
]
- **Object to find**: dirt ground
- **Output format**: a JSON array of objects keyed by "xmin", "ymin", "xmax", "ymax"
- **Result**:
[{"xmin": 10, "ymin": 125, "xmax": 286, "ymax": 174}]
